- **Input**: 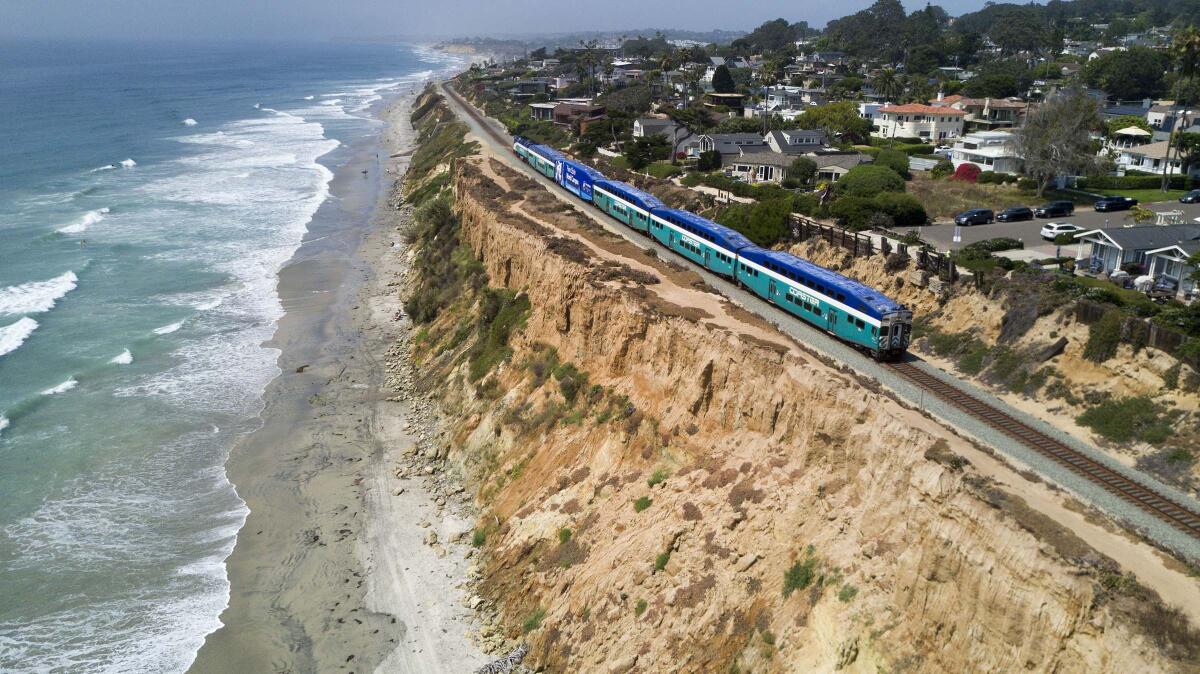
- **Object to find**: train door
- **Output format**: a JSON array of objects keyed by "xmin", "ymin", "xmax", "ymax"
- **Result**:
[
  {"xmin": 768, "ymin": 279, "xmax": 777, "ymax": 302},
  {"xmin": 703, "ymin": 248, "xmax": 711, "ymax": 269},
  {"xmin": 828, "ymin": 310, "xmax": 837, "ymax": 333}
]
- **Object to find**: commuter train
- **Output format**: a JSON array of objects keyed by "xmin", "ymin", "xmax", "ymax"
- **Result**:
[{"xmin": 511, "ymin": 136, "xmax": 913, "ymax": 360}]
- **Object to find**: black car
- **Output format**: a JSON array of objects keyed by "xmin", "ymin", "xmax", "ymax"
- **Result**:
[
  {"xmin": 954, "ymin": 208, "xmax": 994, "ymax": 226},
  {"xmin": 996, "ymin": 206, "xmax": 1033, "ymax": 222},
  {"xmin": 1034, "ymin": 200, "xmax": 1074, "ymax": 218},
  {"xmin": 1094, "ymin": 196, "xmax": 1138, "ymax": 212},
  {"xmin": 1181, "ymin": 189, "xmax": 1200, "ymax": 204}
]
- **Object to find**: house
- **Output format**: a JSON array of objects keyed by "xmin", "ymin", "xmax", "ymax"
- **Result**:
[
  {"xmin": 529, "ymin": 102, "xmax": 558, "ymax": 122},
  {"xmin": 763, "ymin": 85, "xmax": 806, "ymax": 110},
  {"xmin": 804, "ymin": 51, "xmax": 848, "ymax": 66},
  {"xmin": 726, "ymin": 150, "xmax": 796, "ymax": 184},
  {"xmin": 552, "ymin": 102, "xmax": 606, "ymax": 131},
  {"xmin": 950, "ymin": 131, "xmax": 1023, "ymax": 174},
  {"xmin": 1115, "ymin": 141, "xmax": 1200, "ymax": 177},
  {"xmin": 1101, "ymin": 99, "xmax": 1153, "ymax": 120},
  {"xmin": 549, "ymin": 74, "xmax": 578, "ymax": 92},
  {"xmin": 764, "ymin": 129, "xmax": 828, "ymax": 154},
  {"xmin": 1147, "ymin": 105, "xmax": 1199, "ymax": 135},
  {"xmin": 507, "ymin": 79, "xmax": 550, "ymax": 98},
  {"xmin": 858, "ymin": 102, "xmax": 884, "ymax": 132},
  {"xmin": 1147, "ymin": 241, "xmax": 1199, "ymax": 300},
  {"xmin": 1108, "ymin": 126, "xmax": 1153, "ymax": 149},
  {"xmin": 1074, "ymin": 224, "xmax": 1200, "ymax": 277},
  {"xmin": 699, "ymin": 133, "xmax": 767, "ymax": 159},
  {"xmin": 931, "ymin": 94, "xmax": 1028, "ymax": 129},
  {"xmin": 633, "ymin": 118, "xmax": 681, "ymax": 139},
  {"xmin": 873, "ymin": 104, "xmax": 965, "ymax": 142},
  {"xmin": 814, "ymin": 153, "xmax": 873, "ymax": 182},
  {"xmin": 703, "ymin": 92, "xmax": 747, "ymax": 113}
]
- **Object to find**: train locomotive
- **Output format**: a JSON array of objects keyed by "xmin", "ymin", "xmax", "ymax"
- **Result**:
[{"xmin": 511, "ymin": 136, "xmax": 913, "ymax": 360}]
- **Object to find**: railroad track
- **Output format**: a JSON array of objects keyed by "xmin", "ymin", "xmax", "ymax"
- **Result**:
[
  {"xmin": 443, "ymin": 83, "xmax": 1200, "ymax": 541},
  {"xmin": 887, "ymin": 360, "xmax": 1200, "ymax": 538}
]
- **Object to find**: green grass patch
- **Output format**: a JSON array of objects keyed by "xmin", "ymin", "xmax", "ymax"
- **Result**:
[
  {"xmin": 466, "ymin": 289, "xmax": 531, "ymax": 381},
  {"xmin": 647, "ymin": 468, "xmax": 668, "ymax": 487},
  {"xmin": 522, "ymin": 607, "xmax": 546, "ymax": 633},
  {"xmin": 783, "ymin": 553, "xmax": 818, "ymax": 598},
  {"xmin": 558, "ymin": 527, "xmax": 572, "ymax": 544},
  {"xmin": 633, "ymin": 496, "xmax": 652, "ymax": 513},
  {"xmin": 838, "ymin": 584, "xmax": 859, "ymax": 603},
  {"xmin": 634, "ymin": 599, "xmax": 648, "ymax": 616},
  {"xmin": 1094, "ymin": 188, "xmax": 1188, "ymax": 204},
  {"xmin": 1077, "ymin": 395, "xmax": 1172, "ymax": 445},
  {"xmin": 472, "ymin": 529, "xmax": 487, "ymax": 547},
  {"xmin": 645, "ymin": 161, "xmax": 682, "ymax": 179},
  {"xmin": 655, "ymin": 551, "xmax": 671, "ymax": 572}
]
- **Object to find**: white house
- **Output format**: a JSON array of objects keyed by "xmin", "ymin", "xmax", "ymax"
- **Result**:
[
  {"xmin": 858, "ymin": 102, "xmax": 884, "ymax": 132},
  {"xmin": 1074, "ymin": 224, "xmax": 1200, "ymax": 277},
  {"xmin": 950, "ymin": 131, "xmax": 1023, "ymax": 174},
  {"xmin": 1115, "ymin": 140, "xmax": 1200, "ymax": 177},
  {"xmin": 873, "ymin": 104, "xmax": 965, "ymax": 142},
  {"xmin": 1147, "ymin": 241, "xmax": 1198, "ymax": 300},
  {"xmin": 764, "ymin": 129, "xmax": 828, "ymax": 154}
]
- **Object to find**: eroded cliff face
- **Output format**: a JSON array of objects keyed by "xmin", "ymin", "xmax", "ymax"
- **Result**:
[{"xmin": 404, "ymin": 151, "xmax": 1193, "ymax": 673}]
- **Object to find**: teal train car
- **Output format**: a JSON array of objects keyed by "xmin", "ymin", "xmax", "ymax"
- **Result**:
[
  {"xmin": 592, "ymin": 179, "xmax": 663, "ymax": 233},
  {"xmin": 735, "ymin": 247, "xmax": 912, "ymax": 359},
  {"xmin": 513, "ymin": 136, "xmax": 562, "ymax": 179},
  {"xmin": 647, "ymin": 208, "xmax": 751, "ymax": 278}
]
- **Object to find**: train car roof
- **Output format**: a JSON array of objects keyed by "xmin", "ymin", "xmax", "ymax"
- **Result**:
[
  {"xmin": 529, "ymin": 142, "xmax": 567, "ymax": 163},
  {"xmin": 593, "ymin": 179, "xmax": 664, "ymax": 212},
  {"xmin": 740, "ymin": 247, "xmax": 907, "ymax": 317},
  {"xmin": 652, "ymin": 208, "xmax": 754, "ymax": 252}
]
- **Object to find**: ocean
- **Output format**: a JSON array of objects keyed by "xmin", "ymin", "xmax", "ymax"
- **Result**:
[{"xmin": 0, "ymin": 39, "xmax": 458, "ymax": 672}]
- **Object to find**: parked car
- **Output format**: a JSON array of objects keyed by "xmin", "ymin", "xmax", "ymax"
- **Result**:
[
  {"xmin": 1034, "ymin": 201, "xmax": 1075, "ymax": 218},
  {"xmin": 1040, "ymin": 222, "xmax": 1084, "ymax": 241},
  {"xmin": 954, "ymin": 208, "xmax": 994, "ymax": 226},
  {"xmin": 996, "ymin": 206, "xmax": 1034, "ymax": 222},
  {"xmin": 1094, "ymin": 196, "xmax": 1138, "ymax": 212},
  {"xmin": 1181, "ymin": 189, "xmax": 1200, "ymax": 204}
]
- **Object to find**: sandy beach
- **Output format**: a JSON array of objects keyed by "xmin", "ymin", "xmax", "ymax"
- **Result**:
[{"xmin": 190, "ymin": 91, "xmax": 486, "ymax": 674}]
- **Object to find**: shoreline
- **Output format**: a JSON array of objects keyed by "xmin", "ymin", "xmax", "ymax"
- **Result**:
[{"xmin": 190, "ymin": 87, "xmax": 485, "ymax": 673}]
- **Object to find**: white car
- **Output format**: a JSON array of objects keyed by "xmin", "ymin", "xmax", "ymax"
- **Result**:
[{"xmin": 1040, "ymin": 222, "xmax": 1084, "ymax": 241}]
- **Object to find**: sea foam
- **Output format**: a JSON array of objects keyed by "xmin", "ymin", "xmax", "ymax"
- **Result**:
[
  {"xmin": 41, "ymin": 378, "xmax": 78, "ymax": 395},
  {"xmin": 182, "ymin": 118, "xmax": 198, "ymax": 126},
  {"xmin": 0, "ymin": 271, "xmax": 78, "ymax": 315},
  {"xmin": 110, "ymin": 349, "xmax": 132, "ymax": 365},
  {"xmin": 58, "ymin": 208, "xmax": 109, "ymax": 234},
  {"xmin": 119, "ymin": 159, "xmax": 137, "ymax": 168},
  {"xmin": 0, "ymin": 318, "xmax": 39, "ymax": 358},
  {"xmin": 154, "ymin": 321, "xmax": 184, "ymax": 335},
  {"xmin": 0, "ymin": 416, "xmax": 8, "ymax": 436}
]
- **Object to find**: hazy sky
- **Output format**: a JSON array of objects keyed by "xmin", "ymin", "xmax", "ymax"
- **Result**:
[{"xmin": 2, "ymin": 0, "xmax": 1001, "ymax": 41}]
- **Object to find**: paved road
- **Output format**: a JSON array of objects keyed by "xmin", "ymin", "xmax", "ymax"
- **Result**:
[
  {"xmin": 917, "ymin": 200, "xmax": 1200, "ymax": 257},
  {"xmin": 439, "ymin": 82, "xmax": 1200, "ymax": 560}
]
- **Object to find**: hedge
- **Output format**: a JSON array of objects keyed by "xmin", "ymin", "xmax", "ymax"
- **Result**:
[
  {"xmin": 1076, "ymin": 175, "xmax": 1193, "ymax": 190},
  {"xmin": 976, "ymin": 172, "xmax": 1020, "ymax": 185}
]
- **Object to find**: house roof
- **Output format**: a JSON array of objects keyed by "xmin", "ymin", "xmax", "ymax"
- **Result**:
[
  {"xmin": 1119, "ymin": 140, "xmax": 1175, "ymax": 160},
  {"xmin": 814, "ymin": 153, "xmax": 872, "ymax": 170},
  {"xmin": 733, "ymin": 150, "xmax": 796, "ymax": 167},
  {"xmin": 1077, "ymin": 224, "xmax": 1200, "ymax": 251},
  {"xmin": 636, "ymin": 117, "xmax": 676, "ymax": 130},
  {"xmin": 1147, "ymin": 241, "xmax": 1200, "ymax": 258},
  {"xmin": 880, "ymin": 104, "xmax": 966, "ymax": 115}
]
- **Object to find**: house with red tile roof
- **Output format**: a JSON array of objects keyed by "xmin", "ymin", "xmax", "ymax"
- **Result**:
[{"xmin": 873, "ymin": 104, "xmax": 965, "ymax": 142}]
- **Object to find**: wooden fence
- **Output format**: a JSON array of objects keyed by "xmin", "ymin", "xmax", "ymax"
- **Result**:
[
  {"xmin": 789, "ymin": 215, "xmax": 958, "ymax": 282},
  {"xmin": 1075, "ymin": 300, "xmax": 1197, "ymax": 369}
]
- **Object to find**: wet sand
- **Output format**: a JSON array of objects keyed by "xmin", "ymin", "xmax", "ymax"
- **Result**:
[{"xmin": 190, "ymin": 92, "xmax": 485, "ymax": 674}]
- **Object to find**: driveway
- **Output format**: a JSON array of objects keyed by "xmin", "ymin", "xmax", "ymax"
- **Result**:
[{"xmin": 915, "ymin": 200, "xmax": 1200, "ymax": 257}]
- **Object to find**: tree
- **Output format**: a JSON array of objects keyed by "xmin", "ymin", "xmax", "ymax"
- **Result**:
[
  {"xmin": 838, "ymin": 165, "xmax": 906, "ymax": 197},
  {"xmin": 625, "ymin": 135, "xmax": 670, "ymax": 171},
  {"xmin": 1084, "ymin": 47, "xmax": 1170, "ymax": 101},
  {"xmin": 875, "ymin": 148, "xmax": 911, "ymax": 179},
  {"xmin": 1105, "ymin": 115, "xmax": 1153, "ymax": 138},
  {"xmin": 1013, "ymin": 88, "xmax": 1101, "ymax": 196},
  {"xmin": 712, "ymin": 64, "xmax": 736, "ymax": 93},
  {"xmin": 952, "ymin": 163, "xmax": 982, "ymax": 182},
  {"xmin": 788, "ymin": 156, "xmax": 817, "ymax": 185},
  {"xmin": 697, "ymin": 150, "xmax": 722, "ymax": 171},
  {"xmin": 873, "ymin": 69, "xmax": 903, "ymax": 101},
  {"xmin": 794, "ymin": 102, "xmax": 873, "ymax": 144},
  {"xmin": 873, "ymin": 192, "xmax": 928, "ymax": 227}
]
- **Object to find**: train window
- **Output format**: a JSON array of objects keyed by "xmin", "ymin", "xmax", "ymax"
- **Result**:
[
  {"xmin": 880, "ymin": 326, "xmax": 890, "ymax": 337},
  {"xmin": 813, "ymin": 307, "xmax": 822, "ymax": 317},
  {"xmin": 837, "ymin": 293, "xmax": 846, "ymax": 302}
]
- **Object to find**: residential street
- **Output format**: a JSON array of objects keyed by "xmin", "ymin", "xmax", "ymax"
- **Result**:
[{"xmin": 915, "ymin": 198, "xmax": 1200, "ymax": 256}]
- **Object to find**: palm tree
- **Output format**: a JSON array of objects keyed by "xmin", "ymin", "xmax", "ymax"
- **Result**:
[
  {"xmin": 873, "ymin": 68, "xmax": 902, "ymax": 102},
  {"xmin": 1164, "ymin": 27, "xmax": 1200, "ymax": 191}
]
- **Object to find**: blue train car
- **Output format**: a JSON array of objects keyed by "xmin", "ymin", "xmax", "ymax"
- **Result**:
[
  {"xmin": 592, "ymin": 179, "xmax": 664, "ymax": 233},
  {"xmin": 648, "ymin": 208, "xmax": 752, "ymax": 277},
  {"xmin": 556, "ymin": 159, "xmax": 605, "ymax": 202},
  {"xmin": 735, "ymin": 247, "xmax": 912, "ymax": 359},
  {"xmin": 513, "ymin": 137, "xmax": 562, "ymax": 180}
]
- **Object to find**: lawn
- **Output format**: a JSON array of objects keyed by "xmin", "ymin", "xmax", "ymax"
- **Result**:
[{"xmin": 1094, "ymin": 188, "xmax": 1188, "ymax": 204}]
